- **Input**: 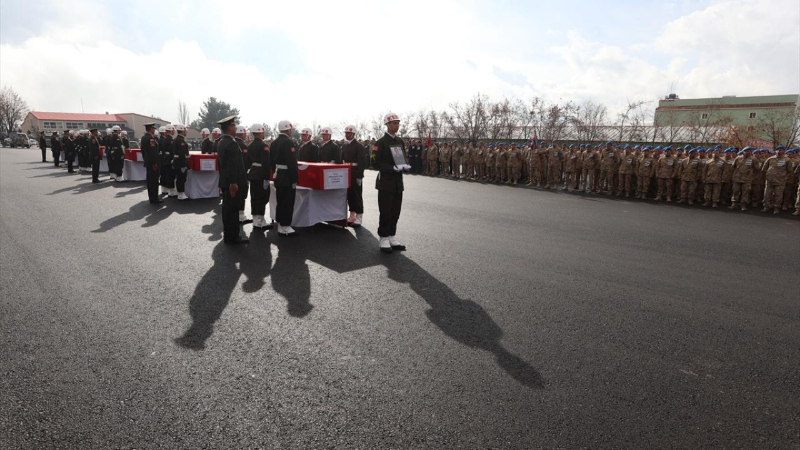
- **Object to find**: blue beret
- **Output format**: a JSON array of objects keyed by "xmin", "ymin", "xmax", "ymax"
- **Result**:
[
  {"xmin": 769, "ymin": 150, "xmax": 776, "ymax": 155},
  {"xmin": 785, "ymin": 148, "xmax": 797, "ymax": 154},
  {"xmin": 633, "ymin": 145, "xmax": 640, "ymax": 150},
  {"xmin": 643, "ymin": 147, "xmax": 651, "ymax": 152},
  {"xmin": 664, "ymin": 146, "xmax": 672, "ymax": 151},
  {"xmin": 606, "ymin": 141, "xmax": 613, "ymax": 145},
  {"xmin": 742, "ymin": 146, "xmax": 752, "ymax": 152},
  {"xmin": 714, "ymin": 144, "xmax": 722, "ymax": 149},
  {"xmin": 698, "ymin": 148, "xmax": 707, "ymax": 153},
  {"xmin": 775, "ymin": 145, "xmax": 785, "ymax": 150},
  {"xmin": 488, "ymin": 144, "xmax": 494, "ymax": 148},
  {"xmin": 624, "ymin": 144, "xmax": 630, "ymax": 149},
  {"xmin": 737, "ymin": 150, "xmax": 744, "ymax": 156},
  {"xmin": 688, "ymin": 149, "xmax": 697, "ymax": 154}
]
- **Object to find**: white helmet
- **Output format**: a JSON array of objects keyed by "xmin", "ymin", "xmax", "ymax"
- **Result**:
[
  {"xmin": 201, "ymin": 128, "xmax": 210, "ymax": 137},
  {"xmin": 82, "ymin": 129, "xmax": 90, "ymax": 135},
  {"xmin": 174, "ymin": 124, "xmax": 186, "ymax": 132},
  {"xmin": 111, "ymin": 125, "xmax": 121, "ymax": 132},
  {"xmin": 235, "ymin": 125, "xmax": 247, "ymax": 135},
  {"xmin": 384, "ymin": 112, "xmax": 400, "ymax": 124},
  {"xmin": 321, "ymin": 127, "xmax": 332, "ymax": 136},
  {"xmin": 301, "ymin": 128, "xmax": 312, "ymax": 136},
  {"xmin": 165, "ymin": 124, "xmax": 175, "ymax": 132},
  {"xmin": 121, "ymin": 130, "xmax": 128, "ymax": 136},
  {"xmin": 106, "ymin": 128, "xmax": 112, "ymax": 134},
  {"xmin": 158, "ymin": 126, "xmax": 166, "ymax": 133},
  {"xmin": 69, "ymin": 129, "xmax": 76, "ymax": 136},
  {"xmin": 344, "ymin": 124, "xmax": 356, "ymax": 134},
  {"xmin": 278, "ymin": 120, "xmax": 293, "ymax": 131},
  {"xmin": 250, "ymin": 123, "xmax": 265, "ymax": 134},
  {"xmin": 211, "ymin": 128, "xmax": 221, "ymax": 136}
]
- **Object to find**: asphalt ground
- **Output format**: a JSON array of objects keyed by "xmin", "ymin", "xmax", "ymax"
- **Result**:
[{"xmin": 1, "ymin": 148, "xmax": 798, "ymax": 449}]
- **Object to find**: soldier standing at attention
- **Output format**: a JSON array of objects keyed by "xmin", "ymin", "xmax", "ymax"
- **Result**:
[
  {"xmin": 217, "ymin": 116, "xmax": 249, "ymax": 244},
  {"xmin": 342, "ymin": 124, "xmax": 366, "ymax": 227},
  {"xmin": 720, "ymin": 147, "xmax": 736, "ymax": 205},
  {"xmin": 270, "ymin": 120, "xmax": 299, "ymax": 237},
  {"xmin": 562, "ymin": 145, "xmax": 579, "ymax": 191},
  {"xmin": 654, "ymin": 146, "xmax": 675, "ymax": 202},
  {"xmin": 761, "ymin": 145, "xmax": 793, "ymax": 214},
  {"xmin": 38, "ymin": 131, "xmax": 48, "ymax": 162},
  {"xmin": 235, "ymin": 125, "xmax": 252, "ymax": 224},
  {"xmin": 374, "ymin": 113, "xmax": 409, "ymax": 253},
  {"xmin": 50, "ymin": 131, "xmax": 61, "ymax": 167},
  {"xmin": 211, "ymin": 128, "xmax": 221, "ymax": 154},
  {"xmin": 426, "ymin": 142, "xmax": 438, "ymax": 176},
  {"xmin": 319, "ymin": 127, "xmax": 341, "ymax": 163},
  {"xmin": 598, "ymin": 142, "xmax": 618, "ymax": 193},
  {"xmin": 107, "ymin": 126, "xmax": 125, "ymax": 182},
  {"xmin": 200, "ymin": 128, "xmax": 212, "ymax": 154},
  {"xmin": 581, "ymin": 144, "xmax": 596, "ymax": 192},
  {"xmin": 783, "ymin": 148, "xmax": 798, "ymax": 211},
  {"xmin": 62, "ymin": 130, "xmax": 76, "ymax": 173},
  {"xmin": 141, "ymin": 123, "xmax": 162, "ymax": 204},
  {"xmin": 617, "ymin": 146, "xmax": 637, "ymax": 197},
  {"xmin": 247, "ymin": 123, "xmax": 272, "ymax": 230},
  {"xmin": 89, "ymin": 128, "xmax": 101, "ymax": 183},
  {"xmin": 439, "ymin": 142, "xmax": 451, "ymax": 177},
  {"xmin": 298, "ymin": 128, "xmax": 320, "ymax": 162},
  {"xmin": 702, "ymin": 148, "xmax": 725, "ymax": 207},
  {"xmin": 452, "ymin": 142, "xmax": 462, "ymax": 179},
  {"xmin": 160, "ymin": 125, "xmax": 176, "ymax": 197},
  {"xmin": 729, "ymin": 147, "xmax": 756, "ymax": 210},
  {"xmin": 546, "ymin": 142, "xmax": 562, "ymax": 190},
  {"xmin": 636, "ymin": 147, "xmax": 656, "ymax": 199},
  {"xmin": 172, "ymin": 124, "xmax": 190, "ymax": 201}
]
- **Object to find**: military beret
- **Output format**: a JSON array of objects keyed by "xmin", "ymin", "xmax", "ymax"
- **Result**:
[
  {"xmin": 633, "ymin": 145, "xmax": 640, "ymax": 150},
  {"xmin": 784, "ymin": 148, "xmax": 797, "ymax": 154},
  {"xmin": 624, "ymin": 144, "xmax": 631, "ymax": 149},
  {"xmin": 714, "ymin": 144, "xmax": 722, "ymax": 149},
  {"xmin": 742, "ymin": 146, "xmax": 753, "ymax": 152},
  {"xmin": 688, "ymin": 149, "xmax": 697, "ymax": 154},
  {"xmin": 642, "ymin": 147, "xmax": 651, "ymax": 152},
  {"xmin": 737, "ymin": 150, "xmax": 744, "ymax": 156}
]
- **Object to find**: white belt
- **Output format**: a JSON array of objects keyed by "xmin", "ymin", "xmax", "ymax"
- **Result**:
[
  {"xmin": 350, "ymin": 163, "xmax": 358, "ymax": 166},
  {"xmin": 275, "ymin": 164, "xmax": 288, "ymax": 170},
  {"xmin": 251, "ymin": 162, "xmax": 262, "ymax": 167}
]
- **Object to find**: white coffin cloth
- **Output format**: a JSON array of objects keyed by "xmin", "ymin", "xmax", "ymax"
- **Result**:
[
  {"xmin": 269, "ymin": 184, "xmax": 347, "ymax": 227},
  {"xmin": 186, "ymin": 170, "xmax": 220, "ymax": 199},
  {"xmin": 122, "ymin": 160, "xmax": 147, "ymax": 181},
  {"xmin": 99, "ymin": 156, "xmax": 109, "ymax": 173}
]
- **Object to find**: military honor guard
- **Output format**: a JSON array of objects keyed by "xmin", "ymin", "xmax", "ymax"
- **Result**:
[
  {"xmin": 318, "ymin": 127, "xmax": 341, "ymax": 164},
  {"xmin": 374, "ymin": 113, "xmax": 409, "ymax": 253},
  {"xmin": 89, "ymin": 128, "xmax": 101, "ymax": 183},
  {"xmin": 141, "ymin": 123, "xmax": 161, "ymax": 204},
  {"xmin": 247, "ymin": 123, "xmax": 272, "ymax": 230},
  {"xmin": 298, "ymin": 128, "xmax": 320, "ymax": 162},
  {"xmin": 172, "ymin": 124, "xmax": 190, "ymax": 200},
  {"xmin": 216, "ymin": 116, "xmax": 249, "ymax": 244},
  {"xmin": 270, "ymin": 120, "xmax": 300, "ymax": 237},
  {"xmin": 341, "ymin": 124, "xmax": 366, "ymax": 227}
]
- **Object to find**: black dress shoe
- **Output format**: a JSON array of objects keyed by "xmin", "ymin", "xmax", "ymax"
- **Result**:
[
  {"xmin": 380, "ymin": 247, "xmax": 393, "ymax": 253},
  {"xmin": 253, "ymin": 224, "xmax": 273, "ymax": 230},
  {"xmin": 92, "ymin": 179, "xmax": 100, "ymax": 183},
  {"xmin": 224, "ymin": 237, "xmax": 250, "ymax": 245},
  {"xmin": 150, "ymin": 199, "xmax": 164, "ymax": 204},
  {"xmin": 391, "ymin": 244, "xmax": 406, "ymax": 251}
]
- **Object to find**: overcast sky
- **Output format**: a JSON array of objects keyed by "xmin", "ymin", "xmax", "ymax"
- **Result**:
[{"xmin": 1, "ymin": 0, "xmax": 798, "ymax": 132}]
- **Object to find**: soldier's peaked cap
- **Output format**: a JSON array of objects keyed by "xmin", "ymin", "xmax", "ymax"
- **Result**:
[
  {"xmin": 217, "ymin": 115, "xmax": 238, "ymax": 127},
  {"xmin": 143, "ymin": 122, "xmax": 157, "ymax": 129},
  {"xmin": 89, "ymin": 128, "xmax": 98, "ymax": 132}
]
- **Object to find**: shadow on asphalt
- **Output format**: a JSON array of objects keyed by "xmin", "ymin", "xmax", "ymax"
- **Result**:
[
  {"xmin": 174, "ymin": 225, "xmax": 544, "ymax": 389},
  {"xmin": 92, "ymin": 197, "xmax": 220, "ymax": 233}
]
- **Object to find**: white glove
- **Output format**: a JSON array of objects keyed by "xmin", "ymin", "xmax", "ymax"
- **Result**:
[
  {"xmin": 263, "ymin": 180, "xmax": 269, "ymax": 190},
  {"xmin": 356, "ymin": 178, "xmax": 362, "ymax": 186},
  {"xmin": 401, "ymin": 164, "xmax": 411, "ymax": 171},
  {"xmin": 292, "ymin": 183, "xmax": 297, "ymax": 189},
  {"xmin": 181, "ymin": 167, "xmax": 187, "ymax": 173},
  {"xmin": 393, "ymin": 165, "xmax": 402, "ymax": 172}
]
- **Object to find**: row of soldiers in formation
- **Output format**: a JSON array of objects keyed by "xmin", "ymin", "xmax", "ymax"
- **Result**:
[
  {"xmin": 403, "ymin": 141, "xmax": 800, "ymax": 214},
  {"xmin": 44, "ymin": 127, "xmax": 129, "ymax": 182}
]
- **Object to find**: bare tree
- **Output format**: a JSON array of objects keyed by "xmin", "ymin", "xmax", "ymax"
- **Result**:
[
  {"xmin": 755, "ymin": 106, "xmax": 800, "ymax": 148},
  {"xmin": 653, "ymin": 108, "xmax": 682, "ymax": 143},
  {"xmin": 614, "ymin": 99, "xmax": 649, "ymax": 142},
  {"xmin": 178, "ymin": 101, "xmax": 190, "ymax": 126},
  {"xmin": 0, "ymin": 86, "xmax": 29, "ymax": 134},
  {"xmin": 572, "ymin": 100, "xmax": 608, "ymax": 142}
]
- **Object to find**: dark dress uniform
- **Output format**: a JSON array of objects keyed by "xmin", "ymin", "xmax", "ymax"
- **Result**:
[
  {"xmin": 89, "ymin": 133, "xmax": 101, "ymax": 182},
  {"xmin": 160, "ymin": 134, "xmax": 175, "ymax": 192},
  {"xmin": 235, "ymin": 137, "xmax": 251, "ymax": 217},
  {"xmin": 172, "ymin": 134, "xmax": 190, "ymax": 195},
  {"xmin": 122, "ymin": 137, "xmax": 130, "ymax": 150},
  {"xmin": 107, "ymin": 133, "xmax": 124, "ymax": 178},
  {"xmin": 218, "ymin": 134, "xmax": 247, "ymax": 242},
  {"xmin": 342, "ymin": 138, "xmax": 366, "ymax": 214},
  {"xmin": 247, "ymin": 137, "xmax": 271, "ymax": 219},
  {"xmin": 211, "ymin": 138, "xmax": 220, "ymax": 154},
  {"xmin": 77, "ymin": 134, "xmax": 88, "ymax": 169},
  {"xmin": 201, "ymin": 138, "xmax": 213, "ymax": 154},
  {"xmin": 141, "ymin": 131, "xmax": 160, "ymax": 202},
  {"xmin": 319, "ymin": 140, "xmax": 342, "ymax": 163},
  {"xmin": 298, "ymin": 141, "xmax": 320, "ymax": 162},
  {"xmin": 374, "ymin": 132, "xmax": 406, "ymax": 237},
  {"xmin": 62, "ymin": 135, "xmax": 75, "ymax": 172},
  {"xmin": 39, "ymin": 135, "xmax": 47, "ymax": 162},
  {"xmin": 51, "ymin": 134, "xmax": 61, "ymax": 166},
  {"xmin": 269, "ymin": 133, "xmax": 298, "ymax": 227}
]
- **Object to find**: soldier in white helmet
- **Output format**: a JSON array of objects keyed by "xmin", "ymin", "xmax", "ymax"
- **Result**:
[
  {"xmin": 172, "ymin": 124, "xmax": 190, "ymax": 200},
  {"xmin": 200, "ymin": 128, "xmax": 212, "ymax": 154},
  {"xmin": 341, "ymin": 124, "xmax": 366, "ymax": 227},
  {"xmin": 374, "ymin": 113, "xmax": 410, "ymax": 253},
  {"xmin": 247, "ymin": 123, "xmax": 273, "ymax": 229},
  {"xmin": 298, "ymin": 127, "xmax": 319, "ymax": 162},
  {"xmin": 107, "ymin": 125, "xmax": 125, "ymax": 181},
  {"xmin": 235, "ymin": 125, "xmax": 252, "ymax": 223},
  {"xmin": 319, "ymin": 127, "xmax": 341, "ymax": 163},
  {"xmin": 211, "ymin": 128, "xmax": 221, "ymax": 154},
  {"xmin": 269, "ymin": 120, "xmax": 299, "ymax": 236},
  {"xmin": 161, "ymin": 125, "xmax": 177, "ymax": 197}
]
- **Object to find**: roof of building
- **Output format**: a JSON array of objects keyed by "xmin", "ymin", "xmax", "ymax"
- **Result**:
[
  {"xmin": 657, "ymin": 94, "xmax": 799, "ymax": 110},
  {"xmin": 29, "ymin": 111, "xmax": 125, "ymax": 122}
]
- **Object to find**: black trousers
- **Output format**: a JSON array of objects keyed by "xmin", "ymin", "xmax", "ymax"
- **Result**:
[
  {"xmin": 275, "ymin": 186, "xmax": 295, "ymax": 226},
  {"xmin": 347, "ymin": 178, "xmax": 364, "ymax": 213},
  {"xmin": 41, "ymin": 147, "xmax": 47, "ymax": 162},
  {"xmin": 110, "ymin": 157, "xmax": 123, "ymax": 177},
  {"xmin": 250, "ymin": 180, "xmax": 269, "ymax": 216},
  {"xmin": 237, "ymin": 181, "xmax": 249, "ymax": 212},
  {"xmin": 146, "ymin": 165, "xmax": 160, "ymax": 202},
  {"xmin": 377, "ymin": 190, "xmax": 403, "ymax": 237},
  {"xmin": 92, "ymin": 157, "xmax": 100, "ymax": 181},
  {"xmin": 67, "ymin": 152, "xmax": 74, "ymax": 172},
  {"xmin": 160, "ymin": 165, "xmax": 175, "ymax": 188},
  {"xmin": 53, "ymin": 150, "xmax": 60, "ymax": 166},
  {"xmin": 176, "ymin": 167, "xmax": 187, "ymax": 192},
  {"xmin": 222, "ymin": 187, "xmax": 241, "ymax": 241}
]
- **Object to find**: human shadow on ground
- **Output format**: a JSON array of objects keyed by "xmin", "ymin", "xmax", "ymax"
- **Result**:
[
  {"xmin": 174, "ymin": 236, "xmax": 273, "ymax": 350},
  {"xmin": 92, "ymin": 197, "xmax": 220, "ymax": 233}
]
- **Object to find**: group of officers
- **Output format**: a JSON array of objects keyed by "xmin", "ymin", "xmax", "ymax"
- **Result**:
[
  {"xmin": 136, "ymin": 113, "xmax": 409, "ymax": 252},
  {"xmin": 404, "ymin": 140, "xmax": 800, "ymax": 215},
  {"xmin": 42, "ymin": 126, "xmax": 129, "ymax": 183}
]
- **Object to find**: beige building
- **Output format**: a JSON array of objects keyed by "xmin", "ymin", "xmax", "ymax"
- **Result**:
[{"xmin": 21, "ymin": 111, "xmax": 201, "ymax": 141}]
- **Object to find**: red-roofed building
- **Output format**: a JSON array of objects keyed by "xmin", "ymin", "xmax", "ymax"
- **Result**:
[{"xmin": 21, "ymin": 111, "xmax": 170, "ymax": 140}]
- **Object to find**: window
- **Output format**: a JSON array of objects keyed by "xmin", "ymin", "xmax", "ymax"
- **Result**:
[
  {"xmin": 66, "ymin": 122, "xmax": 82, "ymax": 129},
  {"xmin": 749, "ymin": 112, "xmax": 757, "ymax": 119},
  {"xmin": 43, "ymin": 121, "xmax": 62, "ymax": 129},
  {"xmin": 87, "ymin": 122, "xmax": 106, "ymax": 129},
  {"xmin": 701, "ymin": 113, "xmax": 709, "ymax": 120}
]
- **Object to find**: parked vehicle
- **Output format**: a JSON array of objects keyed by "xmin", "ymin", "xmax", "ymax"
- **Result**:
[{"xmin": 9, "ymin": 132, "xmax": 31, "ymax": 148}]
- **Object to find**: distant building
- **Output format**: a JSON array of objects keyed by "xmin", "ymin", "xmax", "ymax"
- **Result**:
[
  {"xmin": 654, "ymin": 94, "xmax": 799, "ymax": 127},
  {"xmin": 21, "ymin": 111, "xmax": 202, "ymax": 141}
]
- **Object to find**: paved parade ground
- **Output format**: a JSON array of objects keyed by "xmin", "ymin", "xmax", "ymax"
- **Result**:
[{"xmin": 1, "ymin": 148, "xmax": 798, "ymax": 449}]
